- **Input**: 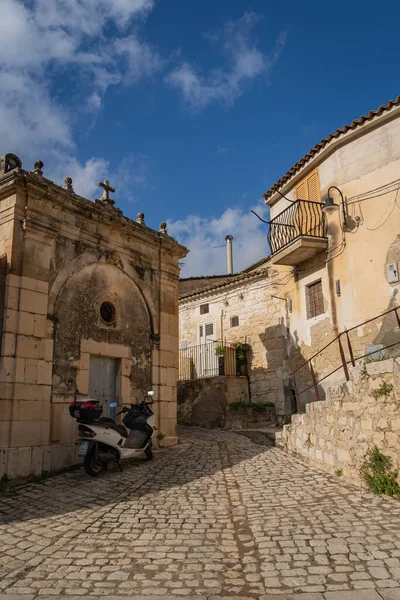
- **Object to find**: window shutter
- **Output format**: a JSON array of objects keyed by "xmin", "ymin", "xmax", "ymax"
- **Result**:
[
  {"xmin": 205, "ymin": 323, "xmax": 214, "ymax": 337},
  {"xmin": 307, "ymin": 171, "xmax": 321, "ymax": 203},
  {"xmin": 295, "ymin": 180, "xmax": 308, "ymax": 200},
  {"xmin": 199, "ymin": 325, "xmax": 203, "ymax": 338},
  {"xmin": 294, "ymin": 170, "xmax": 321, "ymax": 236}
]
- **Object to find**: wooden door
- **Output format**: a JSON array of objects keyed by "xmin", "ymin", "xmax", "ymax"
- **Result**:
[{"xmin": 89, "ymin": 356, "xmax": 116, "ymax": 418}]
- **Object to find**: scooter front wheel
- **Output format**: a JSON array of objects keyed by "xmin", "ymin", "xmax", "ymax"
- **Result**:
[
  {"xmin": 145, "ymin": 445, "xmax": 153, "ymax": 461},
  {"xmin": 84, "ymin": 448, "xmax": 107, "ymax": 476}
]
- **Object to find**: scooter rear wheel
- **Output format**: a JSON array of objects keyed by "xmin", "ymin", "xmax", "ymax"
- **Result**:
[
  {"xmin": 84, "ymin": 448, "xmax": 107, "ymax": 476},
  {"xmin": 145, "ymin": 445, "xmax": 153, "ymax": 461}
]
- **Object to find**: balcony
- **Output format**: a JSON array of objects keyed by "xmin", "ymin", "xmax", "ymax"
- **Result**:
[{"xmin": 268, "ymin": 199, "xmax": 328, "ymax": 266}]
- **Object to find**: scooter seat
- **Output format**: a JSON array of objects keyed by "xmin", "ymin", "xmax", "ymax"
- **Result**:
[{"xmin": 98, "ymin": 418, "xmax": 127, "ymax": 438}]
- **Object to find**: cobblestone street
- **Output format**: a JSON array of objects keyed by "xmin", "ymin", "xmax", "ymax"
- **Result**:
[{"xmin": 1, "ymin": 427, "xmax": 400, "ymax": 600}]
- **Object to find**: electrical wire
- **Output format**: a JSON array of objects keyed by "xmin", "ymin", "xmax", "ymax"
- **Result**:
[
  {"xmin": 347, "ymin": 177, "xmax": 400, "ymax": 204},
  {"xmin": 366, "ymin": 188, "xmax": 399, "ymax": 231},
  {"xmin": 251, "ymin": 210, "xmax": 270, "ymax": 224},
  {"xmin": 274, "ymin": 189, "xmax": 297, "ymax": 203}
]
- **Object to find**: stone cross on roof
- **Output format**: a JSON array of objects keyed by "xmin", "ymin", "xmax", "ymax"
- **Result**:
[{"xmin": 97, "ymin": 179, "xmax": 115, "ymax": 202}]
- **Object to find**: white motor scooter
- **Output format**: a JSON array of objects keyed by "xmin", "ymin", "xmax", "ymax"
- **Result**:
[{"xmin": 69, "ymin": 391, "xmax": 156, "ymax": 476}]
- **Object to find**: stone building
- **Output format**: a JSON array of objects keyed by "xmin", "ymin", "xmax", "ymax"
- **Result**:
[
  {"xmin": 264, "ymin": 95, "xmax": 400, "ymax": 406},
  {"xmin": 0, "ymin": 154, "xmax": 187, "ymax": 479},
  {"xmin": 179, "ymin": 96, "xmax": 400, "ymax": 421},
  {"xmin": 179, "ymin": 258, "xmax": 289, "ymax": 419}
]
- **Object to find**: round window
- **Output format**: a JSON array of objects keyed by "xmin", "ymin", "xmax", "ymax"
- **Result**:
[{"xmin": 100, "ymin": 301, "xmax": 116, "ymax": 324}]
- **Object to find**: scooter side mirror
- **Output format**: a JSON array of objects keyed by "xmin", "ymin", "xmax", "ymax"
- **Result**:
[
  {"xmin": 147, "ymin": 391, "xmax": 155, "ymax": 397},
  {"xmin": 109, "ymin": 402, "xmax": 118, "ymax": 408}
]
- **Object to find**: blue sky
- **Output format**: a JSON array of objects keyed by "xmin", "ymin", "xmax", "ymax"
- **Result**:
[{"xmin": 0, "ymin": 0, "xmax": 399, "ymax": 276}]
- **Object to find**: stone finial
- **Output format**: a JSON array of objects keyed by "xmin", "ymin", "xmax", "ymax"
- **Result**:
[
  {"xmin": 33, "ymin": 160, "xmax": 43, "ymax": 175},
  {"xmin": 159, "ymin": 221, "xmax": 168, "ymax": 234},
  {"xmin": 64, "ymin": 177, "xmax": 74, "ymax": 192},
  {"xmin": 136, "ymin": 212, "xmax": 145, "ymax": 225}
]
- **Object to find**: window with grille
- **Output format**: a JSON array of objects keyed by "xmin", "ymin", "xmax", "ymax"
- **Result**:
[
  {"xmin": 200, "ymin": 303, "xmax": 209, "ymax": 314},
  {"xmin": 231, "ymin": 316, "xmax": 239, "ymax": 327},
  {"xmin": 307, "ymin": 280, "xmax": 324, "ymax": 318}
]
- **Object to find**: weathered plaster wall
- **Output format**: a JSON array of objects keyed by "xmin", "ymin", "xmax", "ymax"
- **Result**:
[
  {"xmin": 53, "ymin": 263, "xmax": 152, "ymax": 402},
  {"xmin": 276, "ymin": 358, "xmax": 400, "ymax": 487},
  {"xmin": 179, "ymin": 271, "xmax": 288, "ymax": 415}
]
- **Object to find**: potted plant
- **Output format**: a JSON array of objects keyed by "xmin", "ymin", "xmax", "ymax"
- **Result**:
[
  {"xmin": 215, "ymin": 345, "xmax": 225, "ymax": 375},
  {"xmin": 234, "ymin": 341, "xmax": 247, "ymax": 375}
]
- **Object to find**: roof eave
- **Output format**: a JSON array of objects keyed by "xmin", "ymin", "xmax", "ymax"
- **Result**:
[{"xmin": 263, "ymin": 97, "xmax": 400, "ymax": 208}]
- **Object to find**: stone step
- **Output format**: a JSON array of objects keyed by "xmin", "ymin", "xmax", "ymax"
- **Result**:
[{"xmin": 231, "ymin": 427, "xmax": 283, "ymax": 447}]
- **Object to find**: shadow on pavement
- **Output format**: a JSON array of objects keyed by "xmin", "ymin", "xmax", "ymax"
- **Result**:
[{"xmin": 0, "ymin": 427, "xmax": 270, "ymax": 525}]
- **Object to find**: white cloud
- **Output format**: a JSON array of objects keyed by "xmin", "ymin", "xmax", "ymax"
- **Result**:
[
  {"xmin": 49, "ymin": 152, "xmax": 110, "ymax": 199},
  {"xmin": 0, "ymin": 72, "xmax": 73, "ymax": 155},
  {"xmin": 114, "ymin": 36, "xmax": 164, "ymax": 83},
  {"xmin": 34, "ymin": 0, "xmax": 154, "ymax": 35},
  {"xmin": 168, "ymin": 204, "xmax": 270, "ymax": 277},
  {"xmin": 0, "ymin": 0, "xmax": 159, "ymax": 198},
  {"xmin": 166, "ymin": 12, "xmax": 286, "ymax": 110}
]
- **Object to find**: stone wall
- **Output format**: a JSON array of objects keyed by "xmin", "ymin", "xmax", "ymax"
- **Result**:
[
  {"xmin": 178, "ymin": 376, "xmax": 248, "ymax": 428},
  {"xmin": 276, "ymin": 358, "xmax": 400, "ymax": 486},
  {"xmin": 177, "ymin": 376, "xmax": 276, "ymax": 429}
]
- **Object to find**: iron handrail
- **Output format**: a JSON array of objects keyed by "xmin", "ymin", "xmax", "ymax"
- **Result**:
[{"xmin": 291, "ymin": 305, "xmax": 400, "ymax": 411}]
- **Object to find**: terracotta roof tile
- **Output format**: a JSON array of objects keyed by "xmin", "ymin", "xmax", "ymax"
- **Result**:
[
  {"xmin": 263, "ymin": 96, "xmax": 400, "ymax": 201},
  {"xmin": 179, "ymin": 266, "xmax": 268, "ymax": 301},
  {"xmin": 240, "ymin": 256, "xmax": 270, "ymax": 273}
]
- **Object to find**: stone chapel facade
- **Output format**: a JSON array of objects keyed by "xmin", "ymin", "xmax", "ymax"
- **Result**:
[{"xmin": 0, "ymin": 154, "xmax": 187, "ymax": 479}]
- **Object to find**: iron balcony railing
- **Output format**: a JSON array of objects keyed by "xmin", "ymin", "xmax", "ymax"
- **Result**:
[
  {"xmin": 268, "ymin": 199, "xmax": 327, "ymax": 255},
  {"xmin": 179, "ymin": 340, "xmax": 247, "ymax": 381}
]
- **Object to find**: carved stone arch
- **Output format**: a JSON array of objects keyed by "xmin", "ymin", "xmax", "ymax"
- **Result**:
[{"xmin": 48, "ymin": 252, "xmax": 158, "ymax": 335}]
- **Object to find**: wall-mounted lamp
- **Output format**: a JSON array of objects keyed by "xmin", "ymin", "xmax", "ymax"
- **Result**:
[{"xmin": 322, "ymin": 185, "xmax": 348, "ymax": 226}]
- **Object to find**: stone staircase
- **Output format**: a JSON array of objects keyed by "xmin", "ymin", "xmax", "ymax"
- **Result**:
[{"xmin": 276, "ymin": 358, "xmax": 400, "ymax": 485}]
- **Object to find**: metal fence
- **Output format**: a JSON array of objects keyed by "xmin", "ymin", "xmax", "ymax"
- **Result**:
[
  {"xmin": 179, "ymin": 341, "xmax": 246, "ymax": 381},
  {"xmin": 268, "ymin": 199, "xmax": 326, "ymax": 255}
]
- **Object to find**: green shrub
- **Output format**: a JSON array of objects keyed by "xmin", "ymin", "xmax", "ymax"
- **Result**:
[
  {"xmin": 360, "ymin": 446, "xmax": 400, "ymax": 497},
  {"xmin": 371, "ymin": 381, "xmax": 393, "ymax": 400},
  {"xmin": 233, "ymin": 341, "xmax": 246, "ymax": 361}
]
